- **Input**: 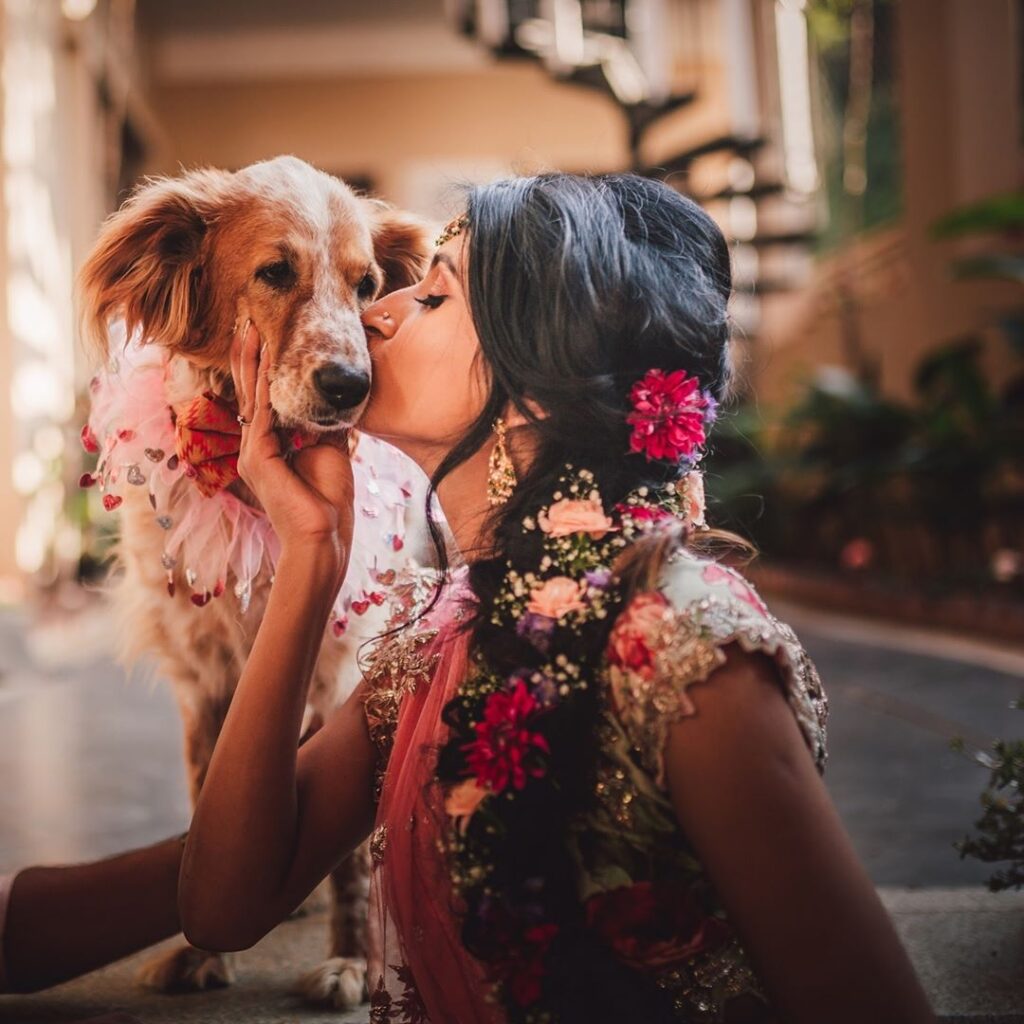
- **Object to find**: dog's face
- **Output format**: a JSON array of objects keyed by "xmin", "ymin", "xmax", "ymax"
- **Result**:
[{"xmin": 79, "ymin": 155, "xmax": 431, "ymax": 431}]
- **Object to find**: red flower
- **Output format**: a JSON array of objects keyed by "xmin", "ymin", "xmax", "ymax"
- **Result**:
[
  {"xmin": 463, "ymin": 681, "xmax": 550, "ymax": 794},
  {"xmin": 585, "ymin": 881, "xmax": 731, "ymax": 971},
  {"xmin": 606, "ymin": 591, "xmax": 670, "ymax": 679},
  {"xmin": 506, "ymin": 923, "xmax": 559, "ymax": 1006},
  {"xmin": 614, "ymin": 502, "xmax": 675, "ymax": 527},
  {"xmin": 626, "ymin": 369, "xmax": 713, "ymax": 463}
]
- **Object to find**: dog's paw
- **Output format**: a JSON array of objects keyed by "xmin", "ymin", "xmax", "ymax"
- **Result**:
[
  {"xmin": 136, "ymin": 944, "xmax": 235, "ymax": 992},
  {"xmin": 294, "ymin": 956, "xmax": 368, "ymax": 1009}
]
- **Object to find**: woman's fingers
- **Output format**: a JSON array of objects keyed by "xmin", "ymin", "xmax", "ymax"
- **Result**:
[
  {"xmin": 250, "ymin": 342, "xmax": 275, "ymax": 440},
  {"xmin": 229, "ymin": 334, "xmax": 241, "ymax": 408},
  {"xmin": 238, "ymin": 322, "xmax": 259, "ymax": 422},
  {"xmin": 231, "ymin": 319, "xmax": 258, "ymax": 415}
]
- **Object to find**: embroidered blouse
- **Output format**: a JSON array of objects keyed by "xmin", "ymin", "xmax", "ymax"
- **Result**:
[{"xmin": 361, "ymin": 550, "xmax": 828, "ymax": 1023}]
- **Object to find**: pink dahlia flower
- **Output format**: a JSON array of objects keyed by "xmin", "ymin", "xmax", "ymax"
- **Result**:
[
  {"xmin": 463, "ymin": 681, "xmax": 550, "ymax": 793},
  {"xmin": 626, "ymin": 369, "xmax": 715, "ymax": 463}
]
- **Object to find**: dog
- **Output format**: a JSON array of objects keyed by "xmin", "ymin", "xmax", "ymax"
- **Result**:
[{"xmin": 77, "ymin": 155, "xmax": 434, "ymax": 1008}]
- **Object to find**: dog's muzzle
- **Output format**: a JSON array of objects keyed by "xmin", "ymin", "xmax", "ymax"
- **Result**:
[{"xmin": 313, "ymin": 362, "xmax": 371, "ymax": 412}]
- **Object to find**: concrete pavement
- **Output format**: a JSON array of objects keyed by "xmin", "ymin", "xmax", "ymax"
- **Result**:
[{"xmin": 0, "ymin": 596, "xmax": 1022, "ymax": 1021}]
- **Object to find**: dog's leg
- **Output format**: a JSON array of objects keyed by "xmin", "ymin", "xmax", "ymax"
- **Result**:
[
  {"xmin": 137, "ymin": 689, "xmax": 237, "ymax": 993},
  {"xmin": 293, "ymin": 842, "xmax": 371, "ymax": 1009}
]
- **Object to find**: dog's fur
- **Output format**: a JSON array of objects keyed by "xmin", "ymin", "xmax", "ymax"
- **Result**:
[{"xmin": 78, "ymin": 156, "xmax": 432, "ymax": 1006}]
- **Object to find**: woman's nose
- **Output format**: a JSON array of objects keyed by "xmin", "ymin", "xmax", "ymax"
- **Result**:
[{"xmin": 362, "ymin": 286, "xmax": 416, "ymax": 338}]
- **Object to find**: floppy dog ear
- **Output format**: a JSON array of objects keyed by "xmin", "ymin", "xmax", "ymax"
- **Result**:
[
  {"xmin": 364, "ymin": 200, "xmax": 432, "ymax": 295},
  {"xmin": 78, "ymin": 169, "xmax": 232, "ymax": 365}
]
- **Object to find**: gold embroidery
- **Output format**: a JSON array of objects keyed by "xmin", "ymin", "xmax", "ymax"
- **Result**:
[
  {"xmin": 363, "ymin": 628, "xmax": 440, "ymax": 799},
  {"xmin": 370, "ymin": 823, "xmax": 388, "ymax": 867},
  {"xmin": 582, "ymin": 558, "xmax": 824, "ymax": 1021},
  {"xmin": 655, "ymin": 937, "xmax": 768, "ymax": 1021},
  {"xmin": 593, "ymin": 720, "xmax": 639, "ymax": 829},
  {"xmin": 608, "ymin": 592, "xmax": 828, "ymax": 787}
]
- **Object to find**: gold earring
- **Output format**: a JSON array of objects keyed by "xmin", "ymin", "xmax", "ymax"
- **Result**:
[{"xmin": 487, "ymin": 418, "xmax": 517, "ymax": 507}]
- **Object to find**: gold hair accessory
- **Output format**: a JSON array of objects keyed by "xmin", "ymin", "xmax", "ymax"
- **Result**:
[
  {"xmin": 487, "ymin": 418, "xmax": 517, "ymax": 507},
  {"xmin": 436, "ymin": 213, "xmax": 469, "ymax": 248}
]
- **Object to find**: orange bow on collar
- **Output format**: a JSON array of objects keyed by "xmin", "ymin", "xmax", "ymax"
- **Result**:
[
  {"xmin": 173, "ymin": 390, "xmax": 242, "ymax": 498},
  {"xmin": 174, "ymin": 390, "xmax": 319, "ymax": 498}
]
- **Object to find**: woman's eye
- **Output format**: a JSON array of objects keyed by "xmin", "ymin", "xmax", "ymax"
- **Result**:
[
  {"xmin": 255, "ymin": 260, "xmax": 296, "ymax": 291},
  {"xmin": 357, "ymin": 274, "xmax": 378, "ymax": 301},
  {"xmin": 414, "ymin": 294, "xmax": 447, "ymax": 310}
]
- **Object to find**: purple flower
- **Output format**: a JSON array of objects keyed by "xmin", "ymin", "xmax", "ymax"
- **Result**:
[
  {"xmin": 702, "ymin": 391, "xmax": 719, "ymax": 426},
  {"xmin": 516, "ymin": 611, "xmax": 556, "ymax": 652},
  {"xmin": 584, "ymin": 567, "xmax": 613, "ymax": 589},
  {"xmin": 531, "ymin": 674, "xmax": 560, "ymax": 708}
]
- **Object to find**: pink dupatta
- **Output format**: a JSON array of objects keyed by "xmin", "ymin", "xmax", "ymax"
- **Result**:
[{"xmin": 370, "ymin": 580, "xmax": 504, "ymax": 1024}]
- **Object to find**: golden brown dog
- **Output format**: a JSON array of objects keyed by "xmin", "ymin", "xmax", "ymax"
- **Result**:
[{"xmin": 78, "ymin": 155, "xmax": 432, "ymax": 1008}]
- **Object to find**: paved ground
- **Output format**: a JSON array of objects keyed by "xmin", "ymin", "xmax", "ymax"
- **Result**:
[{"xmin": 0, "ymin": 595, "xmax": 1022, "ymax": 1021}]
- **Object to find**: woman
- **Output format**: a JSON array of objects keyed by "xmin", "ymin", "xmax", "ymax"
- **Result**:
[{"xmin": 1, "ymin": 173, "xmax": 933, "ymax": 1023}]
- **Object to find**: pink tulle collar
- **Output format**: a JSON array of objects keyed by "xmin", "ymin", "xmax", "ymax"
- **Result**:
[{"xmin": 83, "ymin": 325, "xmax": 423, "ymax": 634}]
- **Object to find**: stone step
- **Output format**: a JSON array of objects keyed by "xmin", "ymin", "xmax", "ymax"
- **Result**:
[
  {"xmin": 1, "ymin": 887, "xmax": 1021, "ymax": 1021},
  {"xmin": 882, "ymin": 887, "xmax": 1024, "ymax": 1022}
]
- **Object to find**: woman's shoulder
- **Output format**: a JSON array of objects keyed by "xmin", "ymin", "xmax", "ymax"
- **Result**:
[{"xmin": 605, "ymin": 547, "xmax": 828, "ymax": 786}]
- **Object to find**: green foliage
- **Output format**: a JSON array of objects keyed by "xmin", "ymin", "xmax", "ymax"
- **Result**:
[
  {"xmin": 931, "ymin": 189, "xmax": 1024, "ymax": 284},
  {"xmin": 807, "ymin": 0, "xmax": 904, "ymax": 250},
  {"xmin": 950, "ymin": 255, "xmax": 1024, "ymax": 285},
  {"xmin": 930, "ymin": 191, "xmax": 1024, "ymax": 239},
  {"xmin": 955, "ymin": 703, "xmax": 1024, "ymax": 891},
  {"xmin": 710, "ymin": 329, "xmax": 1024, "ymax": 586}
]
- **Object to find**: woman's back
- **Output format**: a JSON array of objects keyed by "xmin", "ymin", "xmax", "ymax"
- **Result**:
[{"xmin": 362, "ymin": 514, "xmax": 827, "ymax": 1022}]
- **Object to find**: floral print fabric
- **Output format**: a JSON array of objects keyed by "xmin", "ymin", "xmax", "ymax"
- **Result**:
[{"xmin": 577, "ymin": 548, "xmax": 828, "ymax": 1019}]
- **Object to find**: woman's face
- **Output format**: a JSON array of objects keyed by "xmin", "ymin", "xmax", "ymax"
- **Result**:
[{"xmin": 358, "ymin": 235, "xmax": 487, "ymax": 460}]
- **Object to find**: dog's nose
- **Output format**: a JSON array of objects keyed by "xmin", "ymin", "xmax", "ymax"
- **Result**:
[{"xmin": 313, "ymin": 364, "xmax": 370, "ymax": 410}]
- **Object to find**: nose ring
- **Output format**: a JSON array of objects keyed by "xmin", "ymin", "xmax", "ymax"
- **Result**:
[{"xmin": 381, "ymin": 312, "xmax": 391, "ymax": 322}]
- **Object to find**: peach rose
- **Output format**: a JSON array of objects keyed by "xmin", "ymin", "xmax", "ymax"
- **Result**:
[
  {"xmin": 538, "ymin": 497, "xmax": 616, "ymax": 539},
  {"xmin": 607, "ymin": 591, "xmax": 670, "ymax": 678},
  {"xmin": 445, "ymin": 779, "xmax": 488, "ymax": 832},
  {"xmin": 526, "ymin": 576, "xmax": 588, "ymax": 619},
  {"xmin": 681, "ymin": 472, "xmax": 706, "ymax": 527}
]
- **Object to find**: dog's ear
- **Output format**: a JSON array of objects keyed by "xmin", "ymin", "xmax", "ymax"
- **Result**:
[
  {"xmin": 364, "ymin": 200, "xmax": 432, "ymax": 295},
  {"xmin": 78, "ymin": 169, "xmax": 232, "ymax": 365}
]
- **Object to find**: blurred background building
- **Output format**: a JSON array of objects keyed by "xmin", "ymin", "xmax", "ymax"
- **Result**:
[{"xmin": 0, "ymin": 0, "xmax": 1020, "ymax": 614}]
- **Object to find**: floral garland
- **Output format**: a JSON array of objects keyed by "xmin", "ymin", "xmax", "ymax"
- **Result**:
[
  {"xmin": 438, "ymin": 463, "xmax": 705, "ymax": 1019},
  {"xmin": 433, "ymin": 366, "xmax": 718, "ymax": 1018}
]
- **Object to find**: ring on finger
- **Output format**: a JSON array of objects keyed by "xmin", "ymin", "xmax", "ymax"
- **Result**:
[{"xmin": 237, "ymin": 413, "xmax": 252, "ymax": 427}]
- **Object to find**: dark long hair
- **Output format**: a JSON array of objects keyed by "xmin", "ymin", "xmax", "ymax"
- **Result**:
[{"xmin": 425, "ymin": 173, "xmax": 735, "ymax": 1021}]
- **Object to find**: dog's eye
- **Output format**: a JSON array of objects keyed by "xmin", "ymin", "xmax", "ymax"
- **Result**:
[
  {"xmin": 357, "ymin": 274, "xmax": 378, "ymax": 301},
  {"xmin": 255, "ymin": 260, "xmax": 296, "ymax": 290}
]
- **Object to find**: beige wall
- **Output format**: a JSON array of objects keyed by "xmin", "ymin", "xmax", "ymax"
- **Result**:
[
  {"xmin": 752, "ymin": 0, "xmax": 1023, "ymax": 408},
  {"xmin": 0, "ymin": 0, "xmax": 14, "ymax": 592},
  {"xmin": 145, "ymin": 63, "xmax": 629, "ymax": 216}
]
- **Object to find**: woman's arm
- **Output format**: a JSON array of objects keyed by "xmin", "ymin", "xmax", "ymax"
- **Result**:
[
  {"xmin": 664, "ymin": 645, "xmax": 935, "ymax": 1024},
  {"xmin": 178, "ymin": 550, "xmax": 377, "ymax": 952},
  {"xmin": 3, "ymin": 836, "xmax": 183, "ymax": 993},
  {"xmin": 178, "ymin": 322, "xmax": 377, "ymax": 950}
]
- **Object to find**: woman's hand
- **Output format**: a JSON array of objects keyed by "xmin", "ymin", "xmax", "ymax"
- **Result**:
[{"xmin": 230, "ymin": 321, "xmax": 355, "ymax": 576}]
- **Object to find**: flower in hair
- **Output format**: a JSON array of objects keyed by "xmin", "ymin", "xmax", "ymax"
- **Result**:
[
  {"xmin": 463, "ymin": 681, "xmax": 550, "ymax": 793},
  {"xmin": 626, "ymin": 369, "xmax": 717, "ymax": 464},
  {"xmin": 538, "ymin": 497, "xmax": 616, "ymax": 539},
  {"xmin": 516, "ymin": 611, "xmax": 557, "ymax": 653},
  {"xmin": 444, "ymin": 779, "xmax": 489, "ymax": 834},
  {"xmin": 526, "ymin": 575, "xmax": 588, "ymax": 620},
  {"xmin": 504, "ymin": 923, "xmax": 560, "ymax": 1006}
]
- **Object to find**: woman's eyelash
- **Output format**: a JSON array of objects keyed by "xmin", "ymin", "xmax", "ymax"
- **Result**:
[{"xmin": 415, "ymin": 294, "xmax": 447, "ymax": 310}]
